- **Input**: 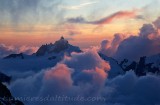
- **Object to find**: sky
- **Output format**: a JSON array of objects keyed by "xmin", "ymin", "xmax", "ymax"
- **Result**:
[
  {"xmin": 1, "ymin": 1, "xmax": 160, "ymax": 104},
  {"xmin": 0, "ymin": 0, "xmax": 160, "ymax": 48}
]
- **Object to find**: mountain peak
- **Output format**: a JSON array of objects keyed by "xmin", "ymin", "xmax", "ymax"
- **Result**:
[
  {"xmin": 55, "ymin": 36, "xmax": 68, "ymax": 46},
  {"xmin": 60, "ymin": 36, "xmax": 64, "ymax": 40},
  {"xmin": 36, "ymin": 36, "xmax": 81, "ymax": 56}
]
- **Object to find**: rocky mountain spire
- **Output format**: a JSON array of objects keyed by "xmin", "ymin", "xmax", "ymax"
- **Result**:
[
  {"xmin": 61, "ymin": 36, "xmax": 64, "ymax": 40},
  {"xmin": 36, "ymin": 36, "xmax": 81, "ymax": 56}
]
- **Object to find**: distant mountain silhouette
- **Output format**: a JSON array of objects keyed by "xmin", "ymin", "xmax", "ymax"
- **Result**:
[
  {"xmin": 36, "ymin": 36, "xmax": 81, "ymax": 56},
  {"xmin": 0, "ymin": 37, "xmax": 82, "ymax": 72}
]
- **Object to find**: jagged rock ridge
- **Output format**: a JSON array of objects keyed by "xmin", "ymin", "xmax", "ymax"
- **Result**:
[
  {"xmin": 36, "ymin": 36, "xmax": 81, "ymax": 56},
  {"xmin": 120, "ymin": 56, "xmax": 160, "ymax": 76}
]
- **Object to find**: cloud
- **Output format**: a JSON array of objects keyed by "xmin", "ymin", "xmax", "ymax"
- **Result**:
[
  {"xmin": 0, "ymin": 44, "xmax": 15, "ymax": 58},
  {"xmin": 91, "ymin": 11, "xmax": 137, "ymax": 25},
  {"xmin": 40, "ymin": 64, "xmax": 73, "ymax": 97},
  {"xmin": 0, "ymin": 0, "xmax": 65, "ymax": 26},
  {"xmin": 67, "ymin": 10, "xmax": 137, "ymax": 25},
  {"xmin": 18, "ymin": 46, "xmax": 38, "ymax": 55},
  {"xmin": 0, "ymin": 0, "xmax": 39, "ymax": 26},
  {"xmin": 99, "ymin": 17, "xmax": 160, "ymax": 61},
  {"xmin": 99, "ymin": 34, "xmax": 124, "ymax": 57},
  {"xmin": 104, "ymin": 71, "xmax": 160, "ymax": 105},
  {"xmin": 0, "ymin": 44, "xmax": 38, "ymax": 58},
  {"xmin": 10, "ymin": 64, "xmax": 73, "ymax": 105},
  {"xmin": 67, "ymin": 16, "xmax": 86, "ymax": 24},
  {"xmin": 153, "ymin": 17, "xmax": 160, "ymax": 29},
  {"xmin": 59, "ymin": 1, "xmax": 98, "ymax": 10},
  {"xmin": 139, "ymin": 24, "xmax": 156, "ymax": 37},
  {"xmin": 4, "ymin": 37, "xmax": 160, "ymax": 105},
  {"xmin": 114, "ymin": 23, "xmax": 160, "ymax": 60},
  {"xmin": 10, "ymin": 50, "xmax": 110, "ymax": 105},
  {"xmin": 62, "ymin": 50, "xmax": 110, "ymax": 72},
  {"xmin": 9, "ymin": 51, "xmax": 160, "ymax": 105}
]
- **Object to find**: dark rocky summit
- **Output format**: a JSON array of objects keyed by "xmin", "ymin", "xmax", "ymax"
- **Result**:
[
  {"xmin": 120, "ymin": 56, "xmax": 160, "ymax": 76},
  {"xmin": 36, "ymin": 36, "xmax": 81, "ymax": 56}
]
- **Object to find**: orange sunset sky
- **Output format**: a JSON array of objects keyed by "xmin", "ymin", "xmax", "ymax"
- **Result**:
[{"xmin": 0, "ymin": 0, "xmax": 160, "ymax": 48}]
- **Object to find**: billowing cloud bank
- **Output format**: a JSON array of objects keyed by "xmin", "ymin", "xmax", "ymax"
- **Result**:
[
  {"xmin": 10, "ymin": 50, "xmax": 110, "ymax": 105},
  {"xmin": 105, "ymin": 71, "xmax": 160, "ymax": 105},
  {"xmin": 100, "ymin": 33, "xmax": 124, "ymax": 57},
  {"xmin": 0, "ymin": 44, "xmax": 38, "ymax": 58},
  {"xmin": 9, "ymin": 51, "xmax": 160, "ymax": 105},
  {"xmin": 99, "ymin": 17, "xmax": 160, "ymax": 60}
]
